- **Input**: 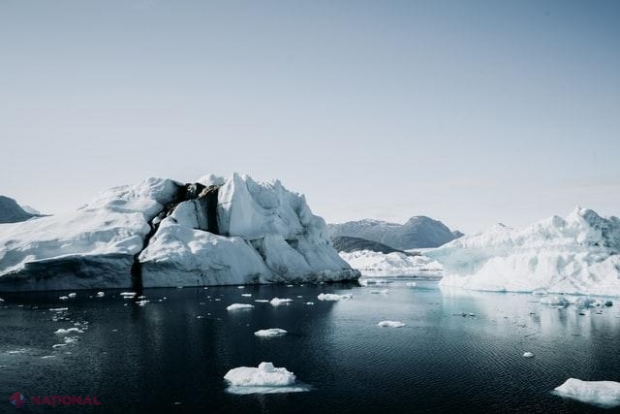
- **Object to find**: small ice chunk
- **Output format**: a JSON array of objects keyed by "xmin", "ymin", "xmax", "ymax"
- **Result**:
[
  {"xmin": 68, "ymin": 293, "xmax": 77, "ymax": 298},
  {"xmin": 370, "ymin": 289, "xmax": 389, "ymax": 295},
  {"xmin": 52, "ymin": 343, "xmax": 67, "ymax": 348},
  {"xmin": 306, "ymin": 302, "xmax": 315, "ymax": 306},
  {"xmin": 540, "ymin": 296, "xmax": 569, "ymax": 307},
  {"xmin": 120, "ymin": 292, "xmax": 137, "ymax": 298},
  {"xmin": 254, "ymin": 328, "xmax": 287, "ymax": 337},
  {"xmin": 270, "ymin": 298, "xmax": 293, "ymax": 306},
  {"xmin": 241, "ymin": 294, "xmax": 252, "ymax": 297},
  {"xmin": 227, "ymin": 303, "xmax": 254, "ymax": 311},
  {"xmin": 317, "ymin": 293, "xmax": 352, "ymax": 301},
  {"xmin": 49, "ymin": 308, "xmax": 68, "ymax": 312},
  {"xmin": 96, "ymin": 292, "xmax": 105, "ymax": 297},
  {"xmin": 55, "ymin": 328, "xmax": 84, "ymax": 335},
  {"xmin": 523, "ymin": 352, "xmax": 534, "ymax": 358},
  {"xmin": 59, "ymin": 296, "xmax": 69, "ymax": 301},
  {"xmin": 553, "ymin": 378, "xmax": 620, "ymax": 408},
  {"xmin": 405, "ymin": 282, "xmax": 417, "ymax": 287},
  {"xmin": 64, "ymin": 337, "xmax": 79, "ymax": 344},
  {"xmin": 237, "ymin": 286, "xmax": 245, "ymax": 289},
  {"xmin": 136, "ymin": 300, "xmax": 149, "ymax": 306},
  {"xmin": 224, "ymin": 362, "xmax": 305, "ymax": 394},
  {"xmin": 254, "ymin": 299, "xmax": 270, "ymax": 303},
  {"xmin": 378, "ymin": 320, "xmax": 406, "ymax": 328}
]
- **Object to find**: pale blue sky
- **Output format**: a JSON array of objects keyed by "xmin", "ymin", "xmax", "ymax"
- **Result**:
[{"xmin": 1, "ymin": 0, "xmax": 619, "ymax": 233}]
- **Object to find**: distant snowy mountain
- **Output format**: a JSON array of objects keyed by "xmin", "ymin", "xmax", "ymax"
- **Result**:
[
  {"xmin": 328, "ymin": 216, "xmax": 462, "ymax": 250},
  {"xmin": 0, "ymin": 196, "xmax": 35, "ymax": 223},
  {"xmin": 428, "ymin": 207, "xmax": 620, "ymax": 296},
  {"xmin": 331, "ymin": 236, "xmax": 411, "ymax": 255},
  {"xmin": 0, "ymin": 174, "xmax": 359, "ymax": 291}
]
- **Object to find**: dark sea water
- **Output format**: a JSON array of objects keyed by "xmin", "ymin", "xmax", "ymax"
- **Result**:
[{"xmin": 1, "ymin": 280, "xmax": 620, "ymax": 413}]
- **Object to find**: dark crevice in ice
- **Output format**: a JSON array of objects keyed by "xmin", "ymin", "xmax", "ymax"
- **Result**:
[{"xmin": 131, "ymin": 182, "xmax": 221, "ymax": 292}]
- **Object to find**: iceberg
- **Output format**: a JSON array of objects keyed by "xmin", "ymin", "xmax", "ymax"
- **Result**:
[
  {"xmin": 226, "ymin": 303, "xmax": 254, "ymax": 311},
  {"xmin": 254, "ymin": 328, "xmax": 287, "ymax": 337},
  {"xmin": 317, "ymin": 293, "xmax": 352, "ymax": 301},
  {"xmin": 377, "ymin": 320, "xmax": 406, "ymax": 328},
  {"xmin": 553, "ymin": 378, "xmax": 620, "ymax": 408},
  {"xmin": 339, "ymin": 250, "xmax": 443, "ymax": 277},
  {"xmin": 0, "ymin": 174, "xmax": 358, "ymax": 291},
  {"xmin": 54, "ymin": 328, "xmax": 84, "ymax": 335},
  {"xmin": 224, "ymin": 362, "xmax": 308, "ymax": 394},
  {"xmin": 270, "ymin": 298, "xmax": 293, "ymax": 306},
  {"xmin": 429, "ymin": 208, "xmax": 620, "ymax": 296}
]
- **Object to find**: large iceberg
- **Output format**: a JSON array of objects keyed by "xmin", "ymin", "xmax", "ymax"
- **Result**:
[
  {"xmin": 428, "ymin": 207, "xmax": 620, "ymax": 296},
  {"xmin": 0, "ymin": 174, "xmax": 358, "ymax": 291},
  {"xmin": 339, "ymin": 250, "xmax": 443, "ymax": 277}
]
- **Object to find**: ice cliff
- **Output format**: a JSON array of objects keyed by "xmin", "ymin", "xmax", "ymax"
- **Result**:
[
  {"xmin": 428, "ymin": 207, "xmax": 620, "ymax": 296},
  {"xmin": 0, "ymin": 174, "xmax": 358, "ymax": 291}
]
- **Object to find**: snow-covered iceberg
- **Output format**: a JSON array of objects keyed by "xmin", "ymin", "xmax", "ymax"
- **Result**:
[
  {"xmin": 0, "ymin": 174, "xmax": 358, "ymax": 291},
  {"xmin": 339, "ymin": 250, "xmax": 443, "ymax": 277},
  {"xmin": 429, "ymin": 207, "xmax": 620, "ymax": 296},
  {"xmin": 553, "ymin": 378, "xmax": 620, "ymax": 408}
]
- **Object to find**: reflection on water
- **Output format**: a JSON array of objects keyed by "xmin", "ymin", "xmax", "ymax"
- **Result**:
[{"xmin": 1, "ymin": 280, "xmax": 619, "ymax": 413}]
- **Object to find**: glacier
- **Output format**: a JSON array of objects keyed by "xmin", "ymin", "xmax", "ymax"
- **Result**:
[
  {"xmin": 0, "ymin": 174, "xmax": 358, "ymax": 291},
  {"xmin": 428, "ymin": 207, "xmax": 620, "ymax": 296}
]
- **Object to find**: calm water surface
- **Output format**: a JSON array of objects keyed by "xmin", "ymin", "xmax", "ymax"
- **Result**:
[{"xmin": 1, "ymin": 280, "xmax": 620, "ymax": 413}]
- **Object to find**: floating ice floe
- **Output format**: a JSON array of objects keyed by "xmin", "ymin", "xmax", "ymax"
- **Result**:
[
  {"xmin": 136, "ymin": 300, "xmax": 149, "ymax": 306},
  {"xmin": 54, "ymin": 328, "xmax": 84, "ymax": 335},
  {"xmin": 523, "ymin": 352, "xmax": 534, "ymax": 358},
  {"xmin": 359, "ymin": 278, "xmax": 388, "ymax": 286},
  {"xmin": 317, "ymin": 293, "xmax": 352, "ymax": 301},
  {"xmin": 224, "ymin": 362, "xmax": 308, "ymax": 394},
  {"xmin": 343, "ymin": 251, "xmax": 443, "ymax": 277},
  {"xmin": 270, "ymin": 298, "xmax": 293, "ymax": 306},
  {"xmin": 254, "ymin": 328, "xmax": 287, "ymax": 337},
  {"xmin": 306, "ymin": 302, "xmax": 315, "ymax": 306},
  {"xmin": 64, "ymin": 337, "xmax": 79, "ymax": 344},
  {"xmin": 254, "ymin": 299, "xmax": 269, "ymax": 303},
  {"xmin": 59, "ymin": 296, "xmax": 69, "ymax": 301},
  {"xmin": 68, "ymin": 293, "xmax": 76, "ymax": 298},
  {"xmin": 120, "ymin": 292, "xmax": 137, "ymax": 298},
  {"xmin": 96, "ymin": 292, "xmax": 105, "ymax": 297},
  {"xmin": 49, "ymin": 307, "xmax": 68, "ymax": 312},
  {"xmin": 241, "ymin": 293, "xmax": 252, "ymax": 297},
  {"xmin": 553, "ymin": 378, "xmax": 620, "ymax": 408},
  {"xmin": 377, "ymin": 320, "xmax": 406, "ymax": 328},
  {"xmin": 540, "ymin": 296, "xmax": 570, "ymax": 307},
  {"xmin": 226, "ymin": 303, "xmax": 254, "ymax": 311}
]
